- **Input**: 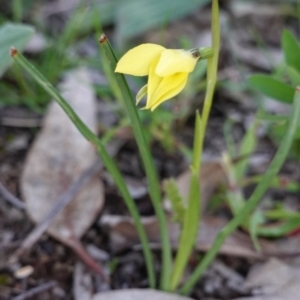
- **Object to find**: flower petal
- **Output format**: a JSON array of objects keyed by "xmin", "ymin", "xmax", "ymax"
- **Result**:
[
  {"xmin": 146, "ymin": 73, "xmax": 188, "ymax": 111},
  {"xmin": 155, "ymin": 49, "xmax": 197, "ymax": 77},
  {"xmin": 115, "ymin": 44, "xmax": 165, "ymax": 76},
  {"xmin": 136, "ymin": 84, "xmax": 148, "ymax": 105},
  {"xmin": 147, "ymin": 56, "xmax": 163, "ymax": 104}
]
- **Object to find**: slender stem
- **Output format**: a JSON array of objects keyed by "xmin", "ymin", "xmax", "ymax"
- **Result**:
[
  {"xmin": 0, "ymin": 180, "xmax": 26, "ymax": 210},
  {"xmin": 11, "ymin": 48, "xmax": 156, "ymax": 288},
  {"xmin": 170, "ymin": 0, "xmax": 220, "ymax": 292},
  {"xmin": 100, "ymin": 36, "xmax": 172, "ymax": 291},
  {"xmin": 198, "ymin": 0, "xmax": 220, "ymax": 159},
  {"xmin": 12, "ymin": 0, "xmax": 22, "ymax": 22},
  {"xmin": 180, "ymin": 87, "xmax": 300, "ymax": 294},
  {"xmin": 170, "ymin": 112, "xmax": 201, "ymax": 291}
]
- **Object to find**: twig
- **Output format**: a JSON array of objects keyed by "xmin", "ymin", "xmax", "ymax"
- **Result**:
[
  {"xmin": 10, "ymin": 160, "xmax": 102, "ymax": 263},
  {"xmin": 0, "ymin": 181, "xmax": 26, "ymax": 210},
  {"xmin": 0, "ymin": 117, "xmax": 41, "ymax": 127},
  {"xmin": 11, "ymin": 281, "xmax": 56, "ymax": 300}
]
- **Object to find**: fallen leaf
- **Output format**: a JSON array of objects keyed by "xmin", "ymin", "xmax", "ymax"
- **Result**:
[
  {"xmin": 233, "ymin": 259, "xmax": 300, "ymax": 300},
  {"xmin": 101, "ymin": 215, "xmax": 261, "ymax": 259},
  {"xmin": 92, "ymin": 289, "xmax": 194, "ymax": 300},
  {"xmin": 102, "ymin": 214, "xmax": 300, "ymax": 261},
  {"xmin": 229, "ymin": 1, "xmax": 281, "ymax": 18},
  {"xmin": 231, "ymin": 41, "xmax": 283, "ymax": 71},
  {"xmin": 164, "ymin": 161, "xmax": 226, "ymax": 214},
  {"xmin": 21, "ymin": 68, "xmax": 104, "ymax": 254},
  {"xmin": 204, "ymin": 260, "xmax": 245, "ymax": 295}
]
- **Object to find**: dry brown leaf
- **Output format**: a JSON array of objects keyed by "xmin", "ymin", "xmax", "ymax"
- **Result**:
[
  {"xmin": 92, "ymin": 289, "xmax": 194, "ymax": 300},
  {"xmin": 21, "ymin": 68, "xmax": 104, "ymax": 248},
  {"xmin": 229, "ymin": 1, "xmax": 281, "ymax": 18},
  {"xmin": 231, "ymin": 41, "xmax": 283, "ymax": 71},
  {"xmin": 233, "ymin": 259, "xmax": 300, "ymax": 300},
  {"xmin": 165, "ymin": 161, "xmax": 226, "ymax": 214},
  {"xmin": 102, "ymin": 215, "xmax": 300, "ymax": 261},
  {"xmin": 102, "ymin": 215, "xmax": 262, "ymax": 259}
]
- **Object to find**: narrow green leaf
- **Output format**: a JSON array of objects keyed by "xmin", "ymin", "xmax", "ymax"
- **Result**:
[
  {"xmin": 249, "ymin": 210, "xmax": 264, "ymax": 251},
  {"xmin": 0, "ymin": 23, "xmax": 34, "ymax": 76},
  {"xmin": 248, "ymin": 74, "xmax": 294, "ymax": 104},
  {"xmin": 257, "ymin": 218, "xmax": 300, "ymax": 237},
  {"xmin": 265, "ymin": 207, "xmax": 300, "ymax": 220},
  {"xmin": 180, "ymin": 87, "xmax": 300, "ymax": 295},
  {"xmin": 11, "ymin": 49, "xmax": 156, "ymax": 289},
  {"xmin": 170, "ymin": 112, "xmax": 201, "ymax": 291},
  {"xmin": 100, "ymin": 35, "xmax": 171, "ymax": 290},
  {"xmin": 282, "ymin": 29, "xmax": 300, "ymax": 72},
  {"xmin": 174, "ymin": 0, "xmax": 220, "ymax": 292},
  {"xmin": 170, "ymin": 173, "xmax": 200, "ymax": 291},
  {"xmin": 284, "ymin": 65, "xmax": 300, "ymax": 87}
]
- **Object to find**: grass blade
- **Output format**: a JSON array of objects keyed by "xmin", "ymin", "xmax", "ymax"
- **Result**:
[
  {"xmin": 99, "ymin": 35, "xmax": 171, "ymax": 290},
  {"xmin": 11, "ymin": 47, "xmax": 156, "ymax": 288},
  {"xmin": 180, "ymin": 87, "xmax": 300, "ymax": 295}
]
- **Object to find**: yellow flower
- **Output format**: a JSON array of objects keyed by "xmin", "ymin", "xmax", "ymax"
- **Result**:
[{"xmin": 115, "ymin": 44, "xmax": 200, "ymax": 111}]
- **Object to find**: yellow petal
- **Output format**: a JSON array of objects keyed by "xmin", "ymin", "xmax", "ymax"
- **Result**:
[
  {"xmin": 147, "ymin": 73, "xmax": 188, "ymax": 111},
  {"xmin": 147, "ymin": 56, "xmax": 163, "ymax": 104},
  {"xmin": 136, "ymin": 84, "xmax": 148, "ymax": 105},
  {"xmin": 155, "ymin": 49, "xmax": 197, "ymax": 77},
  {"xmin": 115, "ymin": 44, "xmax": 165, "ymax": 76}
]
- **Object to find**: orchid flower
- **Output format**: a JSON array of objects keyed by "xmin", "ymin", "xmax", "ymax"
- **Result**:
[{"xmin": 115, "ymin": 44, "xmax": 203, "ymax": 111}]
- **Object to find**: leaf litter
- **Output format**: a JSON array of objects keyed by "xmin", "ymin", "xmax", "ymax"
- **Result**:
[
  {"xmin": 233, "ymin": 258, "xmax": 300, "ymax": 300},
  {"xmin": 20, "ymin": 68, "xmax": 105, "ymax": 275}
]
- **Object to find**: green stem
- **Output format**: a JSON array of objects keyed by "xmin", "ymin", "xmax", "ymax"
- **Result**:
[
  {"xmin": 170, "ymin": 112, "xmax": 201, "ymax": 291},
  {"xmin": 12, "ymin": 0, "xmax": 22, "ymax": 22},
  {"xmin": 11, "ymin": 48, "xmax": 156, "ymax": 289},
  {"xmin": 99, "ymin": 36, "xmax": 171, "ymax": 291},
  {"xmin": 198, "ymin": 0, "xmax": 220, "ymax": 157},
  {"xmin": 170, "ymin": 0, "xmax": 220, "ymax": 291},
  {"xmin": 180, "ymin": 87, "xmax": 300, "ymax": 295}
]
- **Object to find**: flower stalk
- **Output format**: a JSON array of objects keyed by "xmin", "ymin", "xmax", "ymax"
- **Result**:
[
  {"xmin": 170, "ymin": 0, "xmax": 220, "ymax": 291},
  {"xmin": 10, "ymin": 48, "xmax": 156, "ymax": 289},
  {"xmin": 180, "ymin": 86, "xmax": 300, "ymax": 295},
  {"xmin": 99, "ymin": 36, "xmax": 172, "ymax": 291}
]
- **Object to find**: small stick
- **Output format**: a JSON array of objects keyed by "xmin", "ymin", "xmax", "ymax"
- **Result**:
[
  {"xmin": 0, "ymin": 116, "xmax": 41, "ymax": 127},
  {"xmin": 70, "ymin": 237, "xmax": 109, "ymax": 282},
  {"xmin": 0, "ymin": 181, "xmax": 26, "ymax": 210},
  {"xmin": 10, "ymin": 161, "xmax": 102, "ymax": 262},
  {"xmin": 11, "ymin": 281, "xmax": 56, "ymax": 300}
]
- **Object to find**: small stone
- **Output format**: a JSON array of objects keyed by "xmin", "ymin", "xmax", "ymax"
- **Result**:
[{"xmin": 14, "ymin": 265, "xmax": 34, "ymax": 279}]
